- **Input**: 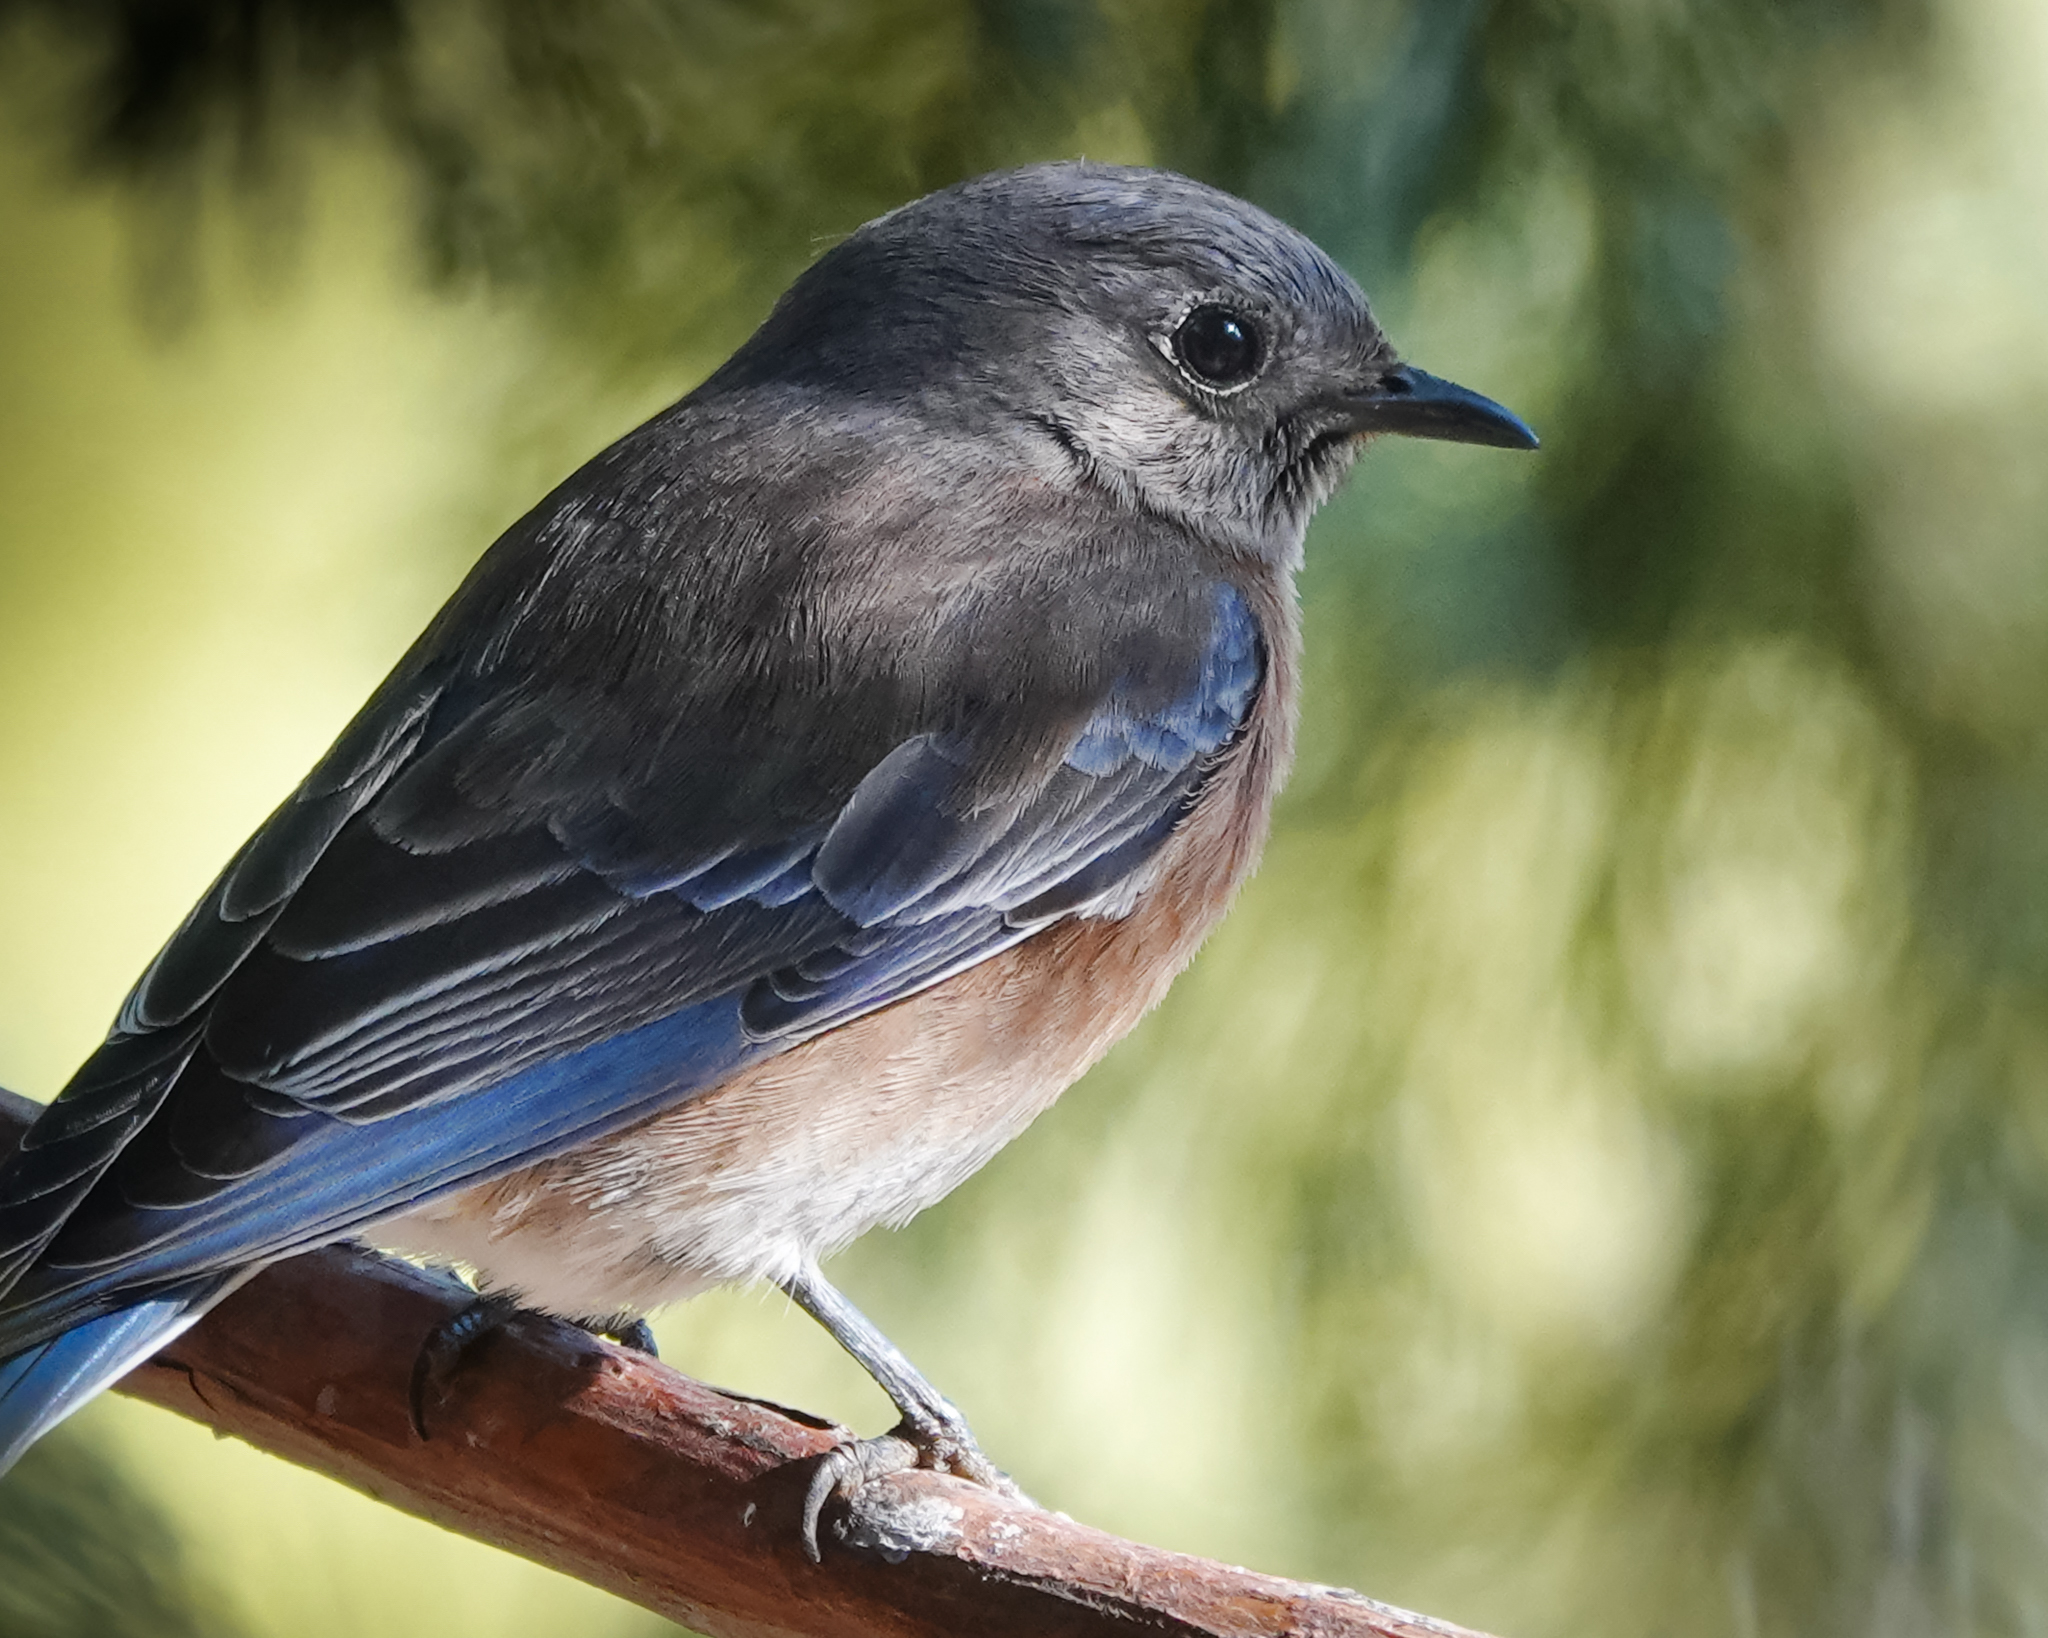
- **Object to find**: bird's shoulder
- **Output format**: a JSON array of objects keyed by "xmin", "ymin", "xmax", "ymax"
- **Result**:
[{"xmin": 408, "ymin": 382, "xmax": 1263, "ymax": 789}]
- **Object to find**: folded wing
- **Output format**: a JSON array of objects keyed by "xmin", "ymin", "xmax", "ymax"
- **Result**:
[{"xmin": 0, "ymin": 582, "xmax": 1261, "ymax": 1352}]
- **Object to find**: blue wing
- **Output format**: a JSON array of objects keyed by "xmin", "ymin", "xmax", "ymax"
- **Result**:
[{"xmin": 0, "ymin": 581, "xmax": 1262, "ymax": 1357}]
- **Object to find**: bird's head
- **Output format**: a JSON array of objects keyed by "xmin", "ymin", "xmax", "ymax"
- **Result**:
[{"xmin": 711, "ymin": 162, "xmax": 1537, "ymax": 564}]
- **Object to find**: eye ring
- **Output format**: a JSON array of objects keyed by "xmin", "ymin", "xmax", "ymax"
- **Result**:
[{"xmin": 1170, "ymin": 305, "xmax": 1264, "ymax": 391}]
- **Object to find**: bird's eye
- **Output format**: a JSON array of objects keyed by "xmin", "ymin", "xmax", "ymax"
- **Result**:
[{"xmin": 1171, "ymin": 305, "xmax": 1263, "ymax": 389}]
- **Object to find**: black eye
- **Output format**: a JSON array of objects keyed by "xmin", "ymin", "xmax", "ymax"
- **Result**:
[{"xmin": 1171, "ymin": 305, "xmax": 1263, "ymax": 389}]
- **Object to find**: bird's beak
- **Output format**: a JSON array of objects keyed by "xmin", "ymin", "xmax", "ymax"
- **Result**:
[{"xmin": 1335, "ymin": 364, "xmax": 1540, "ymax": 451}]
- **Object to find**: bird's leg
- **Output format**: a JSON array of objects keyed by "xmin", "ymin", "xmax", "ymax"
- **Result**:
[{"xmin": 778, "ymin": 1263, "xmax": 1027, "ymax": 1560}]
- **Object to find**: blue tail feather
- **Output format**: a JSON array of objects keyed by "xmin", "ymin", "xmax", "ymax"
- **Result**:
[{"xmin": 0, "ymin": 1277, "xmax": 236, "ymax": 1476}]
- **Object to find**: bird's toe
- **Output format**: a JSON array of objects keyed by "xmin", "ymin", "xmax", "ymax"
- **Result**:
[
  {"xmin": 800, "ymin": 1431, "xmax": 921, "ymax": 1562},
  {"xmin": 590, "ymin": 1315, "xmax": 659, "ymax": 1357},
  {"xmin": 408, "ymin": 1294, "xmax": 517, "ymax": 1441},
  {"xmin": 800, "ymin": 1413, "xmax": 1030, "ymax": 1561}
]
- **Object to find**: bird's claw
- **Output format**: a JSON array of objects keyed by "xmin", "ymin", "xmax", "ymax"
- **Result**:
[
  {"xmin": 411, "ymin": 1301, "xmax": 659, "ymax": 1440},
  {"xmin": 800, "ymin": 1431, "xmax": 919, "ymax": 1561},
  {"xmin": 593, "ymin": 1315, "xmax": 659, "ymax": 1357},
  {"xmin": 408, "ymin": 1294, "xmax": 516, "ymax": 1441},
  {"xmin": 799, "ymin": 1415, "xmax": 1027, "ymax": 1563}
]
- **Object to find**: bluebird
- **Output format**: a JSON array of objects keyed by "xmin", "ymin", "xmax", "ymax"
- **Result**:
[{"xmin": 0, "ymin": 162, "xmax": 1535, "ymax": 1543}]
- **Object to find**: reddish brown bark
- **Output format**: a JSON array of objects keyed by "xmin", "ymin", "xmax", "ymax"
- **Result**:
[{"xmin": 0, "ymin": 1088, "xmax": 1497, "ymax": 1638}]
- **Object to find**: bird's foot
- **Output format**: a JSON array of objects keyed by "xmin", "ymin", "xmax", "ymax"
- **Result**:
[
  {"xmin": 409, "ymin": 1293, "xmax": 518, "ymax": 1440},
  {"xmin": 587, "ymin": 1314, "xmax": 659, "ymax": 1357},
  {"xmin": 410, "ymin": 1300, "xmax": 654, "ymax": 1439},
  {"xmin": 800, "ymin": 1408, "xmax": 1027, "ymax": 1563}
]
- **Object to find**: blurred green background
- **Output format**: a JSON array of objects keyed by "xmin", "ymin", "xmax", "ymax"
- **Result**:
[{"xmin": 3, "ymin": 1, "xmax": 2046, "ymax": 1634}]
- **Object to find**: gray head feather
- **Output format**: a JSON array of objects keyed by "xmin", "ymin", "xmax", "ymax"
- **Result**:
[{"xmin": 706, "ymin": 162, "xmax": 1398, "ymax": 564}]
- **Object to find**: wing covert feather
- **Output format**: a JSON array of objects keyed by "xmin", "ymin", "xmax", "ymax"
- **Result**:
[{"xmin": 0, "ymin": 496, "xmax": 1264, "ymax": 1351}]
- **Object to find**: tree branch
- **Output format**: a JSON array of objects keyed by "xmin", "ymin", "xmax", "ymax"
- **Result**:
[{"xmin": 0, "ymin": 1088, "xmax": 1497, "ymax": 1638}]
